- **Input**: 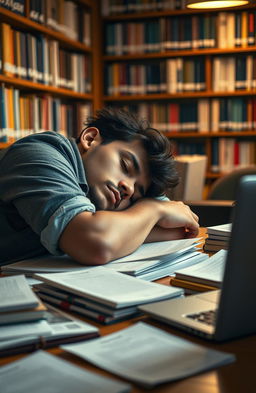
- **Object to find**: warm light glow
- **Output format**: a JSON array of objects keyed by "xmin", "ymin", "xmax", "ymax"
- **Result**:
[{"xmin": 187, "ymin": 0, "xmax": 249, "ymax": 9}]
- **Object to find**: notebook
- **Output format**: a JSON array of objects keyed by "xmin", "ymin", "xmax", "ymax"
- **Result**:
[{"xmin": 139, "ymin": 175, "xmax": 256, "ymax": 341}]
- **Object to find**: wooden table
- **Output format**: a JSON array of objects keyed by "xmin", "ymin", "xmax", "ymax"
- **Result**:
[{"xmin": 1, "ymin": 229, "xmax": 256, "ymax": 393}]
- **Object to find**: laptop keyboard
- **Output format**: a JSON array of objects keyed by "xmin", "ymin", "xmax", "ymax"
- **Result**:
[{"xmin": 186, "ymin": 310, "xmax": 216, "ymax": 326}]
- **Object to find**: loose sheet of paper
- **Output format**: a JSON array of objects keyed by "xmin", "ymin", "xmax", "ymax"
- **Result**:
[
  {"xmin": 175, "ymin": 249, "xmax": 227, "ymax": 285},
  {"xmin": 113, "ymin": 237, "xmax": 201, "ymax": 262},
  {"xmin": 62, "ymin": 322, "xmax": 235, "ymax": 388},
  {"xmin": 0, "ymin": 350, "xmax": 131, "ymax": 393}
]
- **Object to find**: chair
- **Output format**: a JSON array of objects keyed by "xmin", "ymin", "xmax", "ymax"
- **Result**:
[{"xmin": 188, "ymin": 167, "xmax": 256, "ymax": 227}]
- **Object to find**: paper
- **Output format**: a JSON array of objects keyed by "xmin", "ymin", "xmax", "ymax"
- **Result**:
[
  {"xmin": 62, "ymin": 322, "xmax": 235, "ymax": 388},
  {"xmin": 0, "ymin": 275, "xmax": 39, "ymax": 312},
  {"xmin": 0, "ymin": 351, "xmax": 131, "ymax": 393},
  {"xmin": 113, "ymin": 237, "xmax": 201, "ymax": 262},
  {"xmin": 35, "ymin": 267, "xmax": 183, "ymax": 308},
  {"xmin": 175, "ymin": 249, "xmax": 227, "ymax": 286},
  {"xmin": 207, "ymin": 224, "xmax": 232, "ymax": 236},
  {"xmin": 1, "ymin": 238, "xmax": 201, "ymax": 275}
]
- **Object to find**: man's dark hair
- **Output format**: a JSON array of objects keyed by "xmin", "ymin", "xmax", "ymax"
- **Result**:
[{"xmin": 77, "ymin": 107, "xmax": 179, "ymax": 197}]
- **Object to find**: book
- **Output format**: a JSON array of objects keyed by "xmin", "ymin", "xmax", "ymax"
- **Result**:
[
  {"xmin": 34, "ymin": 267, "xmax": 183, "ymax": 309},
  {"xmin": 34, "ymin": 284, "xmax": 139, "ymax": 325},
  {"xmin": 173, "ymin": 249, "xmax": 227, "ymax": 288},
  {"xmin": 0, "ymin": 275, "xmax": 39, "ymax": 312},
  {"xmin": 62, "ymin": 322, "xmax": 235, "ymax": 388},
  {"xmin": 170, "ymin": 276, "xmax": 217, "ymax": 293},
  {"xmin": 0, "ymin": 299, "xmax": 47, "ymax": 325},
  {"xmin": 0, "ymin": 350, "xmax": 131, "ymax": 393},
  {"xmin": 171, "ymin": 155, "xmax": 207, "ymax": 201},
  {"xmin": 0, "ymin": 303, "xmax": 99, "ymax": 357}
]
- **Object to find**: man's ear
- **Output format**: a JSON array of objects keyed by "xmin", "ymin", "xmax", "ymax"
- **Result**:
[{"xmin": 79, "ymin": 127, "xmax": 102, "ymax": 152}]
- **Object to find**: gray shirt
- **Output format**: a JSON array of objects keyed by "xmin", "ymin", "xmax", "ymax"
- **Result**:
[{"xmin": 0, "ymin": 132, "xmax": 95, "ymax": 265}]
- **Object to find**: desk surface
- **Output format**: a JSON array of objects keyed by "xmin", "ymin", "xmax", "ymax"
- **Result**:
[{"xmin": 1, "ymin": 230, "xmax": 256, "ymax": 393}]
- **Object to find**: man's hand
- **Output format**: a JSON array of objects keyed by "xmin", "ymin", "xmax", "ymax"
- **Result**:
[{"xmin": 156, "ymin": 200, "xmax": 199, "ymax": 238}]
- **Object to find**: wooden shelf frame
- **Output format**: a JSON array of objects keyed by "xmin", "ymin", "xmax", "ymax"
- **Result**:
[
  {"xmin": 104, "ymin": 90, "xmax": 256, "ymax": 101},
  {"xmin": 0, "ymin": 6, "xmax": 92, "ymax": 53},
  {"xmin": 103, "ymin": 4, "xmax": 256, "ymax": 21},
  {"xmin": 103, "ymin": 46, "xmax": 256, "ymax": 62}
]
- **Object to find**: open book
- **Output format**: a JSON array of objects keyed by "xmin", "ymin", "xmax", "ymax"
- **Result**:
[{"xmin": 0, "ymin": 303, "xmax": 99, "ymax": 357}]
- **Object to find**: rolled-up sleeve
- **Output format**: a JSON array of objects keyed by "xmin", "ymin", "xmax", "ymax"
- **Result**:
[
  {"xmin": 41, "ymin": 195, "xmax": 95, "ymax": 255},
  {"xmin": 0, "ymin": 132, "xmax": 95, "ymax": 257}
]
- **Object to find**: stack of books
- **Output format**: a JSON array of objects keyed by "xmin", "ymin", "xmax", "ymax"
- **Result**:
[
  {"xmin": 170, "ymin": 249, "xmax": 227, "ymax": 294},
  {"xmin": 204, "ymin": 223, "xmax": 232, "ymax": 253},
  {"xmin": 34, "ymin": 267, "xmax": 183, "ymax": 324},
  {"xmin": 0, "ymin": 275, "xmax": 99, "ymax": 356}
]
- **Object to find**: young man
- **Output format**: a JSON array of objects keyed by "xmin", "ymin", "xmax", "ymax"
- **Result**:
[{"xmin": 0, "ymin": 108, "xmax": 199, "ymax": 266}]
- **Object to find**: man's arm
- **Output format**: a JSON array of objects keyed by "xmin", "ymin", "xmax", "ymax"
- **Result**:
[{"xmin": 59, "ymin": 199, "xmax": 199, "ymax": 265}]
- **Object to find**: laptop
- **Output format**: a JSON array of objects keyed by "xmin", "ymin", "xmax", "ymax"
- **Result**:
[{"xmin": 139, "ymin": 175, "xmax": 256, "ymax": 341}]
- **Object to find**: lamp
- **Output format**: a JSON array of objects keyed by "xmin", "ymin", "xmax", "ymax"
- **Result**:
[{"xmin": 186, "ymin": 0, "xmax": 249, "ymax": 9}]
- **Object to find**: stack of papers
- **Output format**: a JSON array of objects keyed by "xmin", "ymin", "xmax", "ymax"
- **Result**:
[
  {"xmin": 1, "ymin": 238, "xmax": 205, "ymax": 281},
  {"xmin": 0, "ymin": 350, "xmax": 131, "ymax": 393},
  {"xmin": 170, "ymin": 250, "xmax": 227, "ymax": 294},
  {"xmin": 204, "ymin": 224, "xmax": 232, "ymax": 253},
  {"xmin": 0, "ymin": 274, "xmax": 99, "ymax": 356},
  {"xmin": 0, "ymin": 275, "xmax": 47, "ymax": 325},
  {"xmin": 62, "ymin": 322, "xmax": 235, "ymax": 388},
  {"xmin": 34, "ymin": 267, "xmax": 183, "ymax": 324}
]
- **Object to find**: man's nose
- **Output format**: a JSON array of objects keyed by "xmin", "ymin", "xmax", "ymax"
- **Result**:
[{"xmin": 118, "ymin": 179, "xmax": 134, "ymax": 199}]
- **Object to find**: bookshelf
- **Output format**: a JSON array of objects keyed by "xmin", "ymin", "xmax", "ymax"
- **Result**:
[
  {"xmin": 101, "ymin": 1, "xmax": 256, "ymax": 187},
  {"xmin": 0, "ymin": 0, "xmax": 102, "ymax": 145}
]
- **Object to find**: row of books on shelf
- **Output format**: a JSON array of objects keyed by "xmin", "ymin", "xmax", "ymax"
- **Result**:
[
  {"xmin": 172, "ymin": 139, "xmax": 256, "ymax": 172},
  {"xmin": 102, "ymin": 0, "xmax": 193, "ymax": 15},
  {"xmin": 0, "ymin": 1, "xmax": 91, "ymax": 46},
  {"xmin": 105, "ymin": 58, "xmax": 205, "ymax": 95},
  {"xmin": 117, "ymin": 98, "xmax": 256, "ymax": 133},
  {"xmin": 105, "ymin": 11, "xmax": 255, "ymax": 55},
  {"xmin": 212, "ymin": 55, "xmax": 256, "ymax": 92},
  {"xmin": 211, "ymin": 138, "xmax": 256, "ymax": 172},
  {"xmin": 0, "ymin": 85, "xmax": 92, "ymax": 142},
  {"xmin": 0, "ymin": 23, "xmax": 91, "ymax": 93},
  {"xmin": 105, "ymin": 55, "xmax": 256, "ymax": 95}
]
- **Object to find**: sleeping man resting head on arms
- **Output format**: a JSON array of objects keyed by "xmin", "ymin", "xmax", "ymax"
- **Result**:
[{"xmin": 0, "ymin": 107, "xmax": 199, "ymax": 266}]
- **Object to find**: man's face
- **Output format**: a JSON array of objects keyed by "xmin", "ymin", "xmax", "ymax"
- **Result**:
[{"xmin": 81, "ymin": 132, "xmax": 150, "ymax": 211}]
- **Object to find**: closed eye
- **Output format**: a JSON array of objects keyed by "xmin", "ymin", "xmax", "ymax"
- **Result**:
[{"xmin": 120, "ymin": 157, "xmax": 130, "ymax": 175}]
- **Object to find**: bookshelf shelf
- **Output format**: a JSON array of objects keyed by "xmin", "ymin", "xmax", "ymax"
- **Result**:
[
  {"xmin": 104, "ymin": 91, "xmax": 256, "ymax": 102},
  {"xmin": 103, "ymin": 46, "xmax": 256, "ymax": 62},
  {"xmin": 103, "ymin": 4, "xmax": 255, "ymax": 21},
  {"xmin": 165, "ymin": 131, "xmax": 256, "ymax": 138},
  {"xmin": 0, "ymin": 75, "xmax": 93, "ymax": 100}
]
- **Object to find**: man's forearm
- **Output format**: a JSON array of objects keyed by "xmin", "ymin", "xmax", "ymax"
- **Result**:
[
  {"xmin": 59, "ymin": 198, "xmax": 199, "ymax": 265},
  {"xmin": 59, "ymin": 199, "xmax": 162, "ymax": 265}
]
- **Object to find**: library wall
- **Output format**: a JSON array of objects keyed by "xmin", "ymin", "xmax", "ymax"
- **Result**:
[
  {"xmin": 101, "ymin": 0, "xmax": 256, "ymax": 190},
  {"xmin": 0, "ymin": 0, "xmax": 98, "ymax": 148}
]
